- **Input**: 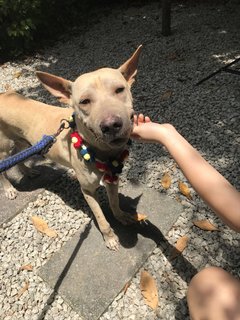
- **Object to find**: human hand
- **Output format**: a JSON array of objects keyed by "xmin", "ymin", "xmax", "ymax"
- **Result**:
[{"xmin": 131, "ymin": 113, "xmax": 171, "ymax": 143}]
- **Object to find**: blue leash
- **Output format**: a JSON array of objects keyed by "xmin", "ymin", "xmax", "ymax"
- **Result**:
[
  {"xmin": 0, "ymin": 135, "xmax": 55, "ymax": 173},
  {"xmin": 0, "ymin": 118, "xmax": 72, "ymax": 174}
]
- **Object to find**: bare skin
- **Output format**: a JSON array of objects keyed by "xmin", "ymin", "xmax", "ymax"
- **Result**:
[
  {"xmin": 187, "ymin": 267, "xmax": 240, "ymax": 320},
  {"xmin": 131, "ymin": 114, "xmax": 240, "ymax": 320},
  {"xmin": 132, "ymin": 114, "xmax": 240, "ymax": 232}
]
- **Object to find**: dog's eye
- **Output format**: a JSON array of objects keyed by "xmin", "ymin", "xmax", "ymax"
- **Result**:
[
  {"xmin": 115, "ymin": 87, "xmax": 124, "ymax": 94},
  {"xmin": 79, "ymin": 98, "xmax": 90, "ymax": 105}
]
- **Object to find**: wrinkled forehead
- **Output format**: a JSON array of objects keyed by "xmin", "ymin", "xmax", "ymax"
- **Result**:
[{"xmin": 72, "ymin": 68, "xmax": 126, "ymax": 91}]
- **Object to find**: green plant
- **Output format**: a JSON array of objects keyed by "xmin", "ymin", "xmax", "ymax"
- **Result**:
[{"xmin": 0, "ymin": 0, "xmax": 93, "ymax": 61}]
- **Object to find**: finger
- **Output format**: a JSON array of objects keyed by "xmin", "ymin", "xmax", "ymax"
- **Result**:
[
  {"xmin": 133, "ymin": 114, "xmax": 138, "ymax": 125},
  {"xmin": 138, "ymin": 114, "xmax": 144, "ymax": 124},
  {"xmin": 145, "ymin": 116, "xmax": 151, "ymax": 123}
]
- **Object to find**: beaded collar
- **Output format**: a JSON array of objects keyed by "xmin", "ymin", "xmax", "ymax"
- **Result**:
[{"xmin": 68, "ymin": 113, "xmax": 130, "ymax": 185}]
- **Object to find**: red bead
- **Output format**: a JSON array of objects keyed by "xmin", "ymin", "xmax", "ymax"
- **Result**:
[
  {"xmin": 71, "ymin": 132, "xmax": 83, "ymax": 149},
  {"xmin": 103, "ymin": 174, "xmax": 118, "ymax": 184},
  {"xmin": 96, "ymin": 161, "xmax": 108, "ymax": 172}
]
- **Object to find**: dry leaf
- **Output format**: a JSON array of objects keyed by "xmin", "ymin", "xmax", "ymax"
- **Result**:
[
  {"xmin": 140, "ymin": 270, "xmax": 159, "ymax": 310},
  {"xmin": 19, "ymin": 264, "xmax": 33, "ymax": 271},
  {"xmin": 160, "ymin": 89, "xmax": 173, "ymax": 101},
  {"xmin": 175, "ymin": 196, "xmax": 181, "ymax": 203},
  {"xmin": 31, "ymin": 216, "xmax": 57, "ymax": 238},
  {"xmin": 178, "ymin": 181, "xmax": 192, "ymax": 200},
  {"xmin": 133, "ymin": 213, "xmax": 148, "ymax": 222},
  {"xmin": 122, "ymin": 281, "xmax": 131, "ymax": 294},
  {"xmin": 161, "ymin": 172, "xmax": 172, "ymax": 189},
  {"xmin": 193, "ymin": 220, "xmax": 219, "ymax": 231},
  {"xmin": 170, "ymin": 235, "xmax": 189, "ymax": 260},
  {"xmin": 14, "ymin": 70, "xmax": 22, "ymax": 78},
  {"xmin": 17, "ymin": 281, "xmax": 29, "ymax": 299}
]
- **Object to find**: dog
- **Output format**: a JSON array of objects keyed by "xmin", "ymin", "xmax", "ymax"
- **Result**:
[{"xmin": 0, "ymin": 46, "xmax": 142, "ymax": 250}]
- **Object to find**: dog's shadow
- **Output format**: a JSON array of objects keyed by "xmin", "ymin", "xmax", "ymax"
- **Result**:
[
  {"xmin": 14, "ymin": 164, "xmax": 166, "ymax": 251},
  {"xmin": 99, "ymin": 191, "xmax": 166, "ymax": 249},
  {"xmin": 8, "ymin": 163, "xmax": 197, "ymax": 285},
  {"xmin": 6, "ymin": 156, "xmax": 66, "ymax": 192}
]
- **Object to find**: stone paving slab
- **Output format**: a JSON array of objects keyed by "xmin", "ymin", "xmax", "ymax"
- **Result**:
[
  {"xmin": 0, "ymin": 159, "xmax": 64, "ymax": 226},
  {"xmin": 39, "ymin": 182, "xmax": 183, "ymax": 320}
]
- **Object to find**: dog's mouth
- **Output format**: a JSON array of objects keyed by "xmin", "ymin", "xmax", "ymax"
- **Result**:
[
  {"xmin": 109, "ymin": 137, "xmax": 128, "ymax": 146},
  {"xmin": 88, "ymin": 126, "xmax": 128, "ymax": 146}
]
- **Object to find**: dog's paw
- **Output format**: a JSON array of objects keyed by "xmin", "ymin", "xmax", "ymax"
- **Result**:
[
  {"xmin": 104, "ymin": 232, "xmax": 119, "ymax": 251},
  {"xmin": 5, "ymin": 186, "xmax": 18, "ymax": 200}
]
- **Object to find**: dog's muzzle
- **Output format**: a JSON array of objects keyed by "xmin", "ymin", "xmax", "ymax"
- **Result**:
[
  {"xmin": 99, "ymin": 115, "xmax": 130, "ymax": 146},
  {"xmin": 100, "ymin": 116, "xmax": 123, "ymax": 135}
]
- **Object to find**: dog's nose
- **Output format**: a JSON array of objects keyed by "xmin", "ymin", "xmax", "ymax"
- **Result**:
[{"xmin": 100, "ymin": 116, "xmax": 123, "ymax": 134}]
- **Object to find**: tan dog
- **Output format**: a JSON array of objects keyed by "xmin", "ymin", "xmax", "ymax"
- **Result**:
[{"xmin": 0, "ymin": 46, "xmax": 142, "ymax": 250}]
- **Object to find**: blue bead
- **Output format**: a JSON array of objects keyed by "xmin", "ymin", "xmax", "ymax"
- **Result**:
[{"xmin": 80, "ymin": 149, "xmax": 87, "ymax": 155}]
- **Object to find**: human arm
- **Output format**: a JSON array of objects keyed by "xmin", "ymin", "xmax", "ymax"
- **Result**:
[{"xmin": 131, "ymin": 114, "xmax": 240, "ymax": 232}]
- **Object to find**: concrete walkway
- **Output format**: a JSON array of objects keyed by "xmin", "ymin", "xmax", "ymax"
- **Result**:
[
  {"xmin": 39, "ymin": 183, "xmax": 182, "ymax": 320},
  {"xmin": 0, "ymin": 159, "xmax": 63, "ymax": 226},
  {"xmin": 0, "ymin": 168, "xmax": 182, "ymax": 319}
]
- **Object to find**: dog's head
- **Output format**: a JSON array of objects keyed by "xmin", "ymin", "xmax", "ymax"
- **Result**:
[{"xmin": 36, "ymin": 46, "xmax": 142, "ymax": 149}]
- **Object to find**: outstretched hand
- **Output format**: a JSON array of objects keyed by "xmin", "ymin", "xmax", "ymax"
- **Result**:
[{"xmin": 131, "ymin": 113, "xmax": 173, "ymax": 144}]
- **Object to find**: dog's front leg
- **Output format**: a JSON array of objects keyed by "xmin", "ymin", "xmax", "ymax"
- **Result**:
[
  {"xmin": 81, "ymin": 188, "xmax": 120, "ymax": 251},
  {"xmin": 106, "ymin": 183, "xmax": 136, "ymax": 225}
]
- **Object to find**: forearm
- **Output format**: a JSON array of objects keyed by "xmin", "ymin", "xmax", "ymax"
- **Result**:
[{"xmin": 160, "ymin": 127, "xmax": 240, "ymax": 232}]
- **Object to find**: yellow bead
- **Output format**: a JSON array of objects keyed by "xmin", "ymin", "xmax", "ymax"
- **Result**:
[
  {"xmin": 84, "ymin": 153, "xmax": 91, "ymax": 161},
  {"xmin": 112, "ymin": 160, "xmax": 118, "ymax": 167},
  {"xmin": 71, "ymin": 137, "xmax": 78, "ymax": 143}
]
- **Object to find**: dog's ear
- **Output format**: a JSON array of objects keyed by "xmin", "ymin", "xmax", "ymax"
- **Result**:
[
  {"xmin": 36, "ymin": 71, "xmax": 72, "ymax": 104},
  {"xmin": 118, "ymin": 45, "xmax": 142, "ymax": 86}
]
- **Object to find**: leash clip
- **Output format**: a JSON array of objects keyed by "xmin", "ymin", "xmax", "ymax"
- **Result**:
[
  {"xmin": 55, "ymin": 114, "xmax": 76, "ymax": 137},
  {"xmin": 54, "ymin": 119, "xmax": 71, "ymax": 137}
]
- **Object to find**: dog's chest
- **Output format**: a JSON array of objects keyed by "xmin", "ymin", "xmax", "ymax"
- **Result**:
[
  {"xmin": 73, "ymin": 159, "xmax": 103, "ymax": 189},
  {"xmin": 86, "ymin": 165, "xmax": 102, "ymax": 185}
]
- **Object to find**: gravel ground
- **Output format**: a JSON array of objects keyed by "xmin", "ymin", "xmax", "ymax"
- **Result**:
[{"xmin": 0, "ymin": 0, "xmax": 240, "ymax": 319}]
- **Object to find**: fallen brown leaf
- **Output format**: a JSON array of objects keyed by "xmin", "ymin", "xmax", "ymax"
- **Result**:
[
  {"xmin": 44, "ymin": 228, "xmax": 58, "ymax": 237},
  {"xmin": 170, "ymin": 235, "xmax": 189, "ymax": 260},
  {"xmin": 193, "ymin": 220, "xmax": 219, "ymax": 231},
  {"xmin": 175, "ymin": 196, "xmax": 181, "ymax": 203},
  {"xmin": 122, "ymin": 280, "xmax": 131, "ymax": 294},
  {"xmin": 161, "ymin": 172, "xmax": 172, "ymax": 189},
  {"xmin": 140, "ymin": 270, "xmax": 159, "ymax": 310},
  {"xmin": 17, "ymin": 281, "xmax": 29, "ymax": 299},
  {"xmin": 133, "ymin": 213, "xmax": 148, "ymax": 222},
  {"xmin": 178, "ymin": 181, "xmax": 192, "ymax": 200},
  {"xmin": 13, "ymin": 70, "xmax": 22, "ymax": 79},
  {"xmin": 160, "ymin": 89, "xmax": 173, "ymax": 101},
  {"xmin": 31, "ymin": 216, "xmax": 57, "ymax": 238},
  {"xmin": 19, "ymin": 264, "xmax": 33, "ymax": 271}
]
